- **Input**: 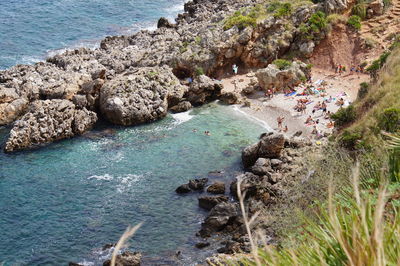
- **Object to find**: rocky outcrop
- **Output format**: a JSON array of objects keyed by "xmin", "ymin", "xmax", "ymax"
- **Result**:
[
  {"xmin": 169, "ymin": 101, "xmax": 192, "ymax": 113},
  {"xmin": 242, "ymin": 133, "xmax": 286, "ymax": 168},
  {"xmin": 4, "ymin": 100, "xmax": 97, "ymax": 152},
  {"xmin": 220, "ymin": 91, "xmax": 241, "ymax": 105},
  {"xmin": 256, "ymin": 61, "xmax": 310, "ymax": 90},
  {"xmin": 207, "ymin": 181, "xmax": 226, "ymax": 194},
  {"xmin": 185, "ymin": 75, "xmax": 222, "ymax": 106},
  {"xmin": 0, "ymin": 86, "xmax": 28, "ymax": 125},
  {"xmin": 99, "ymin": 66, "xmax": 186, "ymax": 126},
  {"xmin": 176, "ymin": 178, "xmax": 209, "ymax": 193},
  {"xmin": 199, "ymin": 195, "xmax": 229, "ymax": 210},
  {"xmin": 200, "ymin": 202, "xmax": 239, "ymax": 237},
  {"xmin": 322, "ymin": 0, "xmax": 354, "ymax": 14},
  {"xmin": 103, "ymin": 251, "xmax": 142, "ymax": 266}
]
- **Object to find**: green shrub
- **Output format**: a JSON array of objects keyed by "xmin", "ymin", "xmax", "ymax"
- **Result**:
[
  {"xmin": 347, "ymin": 15, "xmax": 362, "ymax": 30},
  {"xmin": 308, "ymin": 11, "xmax": 328, "ymax": 33},
  {"xmin": 272, "ymin": 59, "xmax": 292, "ymax": 70},
  {"xmin": 352, "ymin": 0, "xmax": 367, "ymax": 19},
  {"xmin": 223, "ymin": 11, "xmax": 257, "ymax": 30},
  {"xmin": 331, "ymin": 105, "xmax": 357, "ymax": 127},
  {"xmin": 378, "ymin": 108, "xmax": 400, "ymax": 132},
  {"xmin": 357, "ymin": 82, "xmax": 370, "ymax": 99},
  {"xmin": 339, "ymin": 130, "xmax": 363, "ymax": 150},
  {"xmin": 194, "ymin": 66, "xmax": 205, "ymax": 76},
  {"xmin": 274, "ymin": 3, "xmax": 292, "ymax": 17}
]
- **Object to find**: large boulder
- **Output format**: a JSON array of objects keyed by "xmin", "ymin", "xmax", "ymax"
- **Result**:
[
  {"xmin": 256, "ymin": 61, "xmax": 309, "ymax": 90},
  {"xmin": 230, "ymin": 172, "xmax": 270, "ymax": 199},
  {"xmin": 4, "ymin": 100, "xmax": 97, "ymax": 152},
  {"xmin": 200, "ymin": 202, "xmax": 239, "ymax": 237},
  {"xmin": 185, "ymin": 75, "xmax": 223, "ymax": 105},
  {"xmin": 99, "ymin": 67, "xmax": 187, "ymax": 125},
  {"xmin": 103, "ymin": 251, "xmax": 142, "ymax": 266},
  {"xmin": 207, "ymin": 181, "xmax": 226, "ymax": 194},
  {"xmin": 242, "ymin": 133, "xmax": 286, "ymax": 168},
  {"xmin": 198, "ymin": 195, "xmax": 229, "ymax": 210}
]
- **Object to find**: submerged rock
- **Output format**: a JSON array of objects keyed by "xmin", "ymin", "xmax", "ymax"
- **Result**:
[
  {"xmin": 195, "ymin": 242, "xmax": 210, "ymax": 249},
  {"xmin": 188, "ymin": 178, "xmax": 208, "ymax": 190},
  {"xmin": 176, "ymin": 184, "xmax": 191, "ymax": 194}
]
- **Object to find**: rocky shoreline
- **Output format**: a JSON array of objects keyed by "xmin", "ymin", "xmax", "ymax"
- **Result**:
[
  {"xmin": 1, "ymin": 0, "xmax": 360, "ymax": 264},
  {"xmin": 0, "ymin": 0, "xmax": 346, "ymax": 152}
]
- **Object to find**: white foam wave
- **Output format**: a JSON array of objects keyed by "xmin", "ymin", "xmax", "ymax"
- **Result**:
[
  {"xmin": 232, "ymin": 105, "xmax": 273, "ymax": 131},
  {"xmin": 87, "ymin": 173, "xmax": 144, "ymax": 193},
  {"xmin": 87, "ymin": 174, "xmax": 114, "ymax": 181},
  {"xmin": 171, "ymin": 110, "xmax": 194, "ymax": 125}
]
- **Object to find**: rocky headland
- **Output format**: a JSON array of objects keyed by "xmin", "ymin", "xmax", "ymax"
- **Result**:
[{"xmin": 0, "ymin": 0, "xmax": 354, "ymax": 152}]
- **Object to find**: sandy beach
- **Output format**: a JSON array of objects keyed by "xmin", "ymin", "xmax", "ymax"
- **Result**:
[{"xmin": 223, "ymin": 68, "xmax": 369, "ymax": 138}]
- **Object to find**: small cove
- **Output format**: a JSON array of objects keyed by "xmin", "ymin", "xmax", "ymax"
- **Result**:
[{"xmin": 0, "ymin": 103, "xmax": 267, "ymax": 265}]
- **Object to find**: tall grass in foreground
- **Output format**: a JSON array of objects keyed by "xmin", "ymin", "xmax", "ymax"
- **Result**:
[
  {"xmin": 227, "ymin": 137, "xmax": 400, "ymax": 266},
  {"xmin": 111, "ymin": 223, "xmax": 142, "ymax": 266}
]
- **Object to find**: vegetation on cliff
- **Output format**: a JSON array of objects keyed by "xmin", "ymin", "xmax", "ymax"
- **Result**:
[{"xmin": 226, "ymin": 46, "xmax": 400, "ymax": 265}]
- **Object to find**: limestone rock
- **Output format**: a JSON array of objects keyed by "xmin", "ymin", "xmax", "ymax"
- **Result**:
[
  {"xmin": 242, "ymin": 133, "xmax": 285, "ymax": 168},
  {"xmin": 99, "ymin": 66, "xmax": 186, "ymax": 126},
  {"xmin": 256, "ymin": 61, "xmax": 309, "ymax": 90},
  {"xmin": 220, "ymin": 91, "xmax": 240, "ymax": 105},
  {"xmin": 169, "ymin": 101, "xmax": 192, "ymax": 113},
  {"xmin": 198, "ymin": 195, "xmax": 229, "ymax": 210},
  {"xmin": 207, "ymin": 181, "xmax": 226, "ymax": 194},
  {"xmin": 189, "ymin": 178, "xmax": 208, "ymax": 190},
  {"xmin": 4, "ymin": 100, "xmax": 97, "ymax": 152},
  {"xmin": 176, "ymin": 184, "xmax": 191, "ymax": 194},
  {"xmin": 186, "ymin": 75, "xmax": 222, "ymax": 106},
  {"xmin": 200, "ymin": 202, "xmax": 239, "ymax": 237}
]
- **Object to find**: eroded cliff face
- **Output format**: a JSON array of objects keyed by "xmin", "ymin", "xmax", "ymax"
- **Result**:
[{"xmin": 0, "ymin": 0, "xmax": 356, "ymax": 152}]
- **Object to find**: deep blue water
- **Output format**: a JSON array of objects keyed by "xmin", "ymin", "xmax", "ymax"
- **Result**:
[
  {"xmin": 0, "ymin": 0, "xmax": 185, "ymax": 69},
  {"xmin": 0, "ymin": 103, "xmax": 268, "ymax": 265}
]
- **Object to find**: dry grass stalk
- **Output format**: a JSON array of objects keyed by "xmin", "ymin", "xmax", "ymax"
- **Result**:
[{"xmin": 111, "ymin": 222, "xmax": 143, "ymax": 266}]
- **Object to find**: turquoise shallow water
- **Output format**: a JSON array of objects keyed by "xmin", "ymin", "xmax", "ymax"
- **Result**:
[
  {"xmin": 0, "ymin": 0, "xmax": 185, "ymax": 69},
  {"xmin": 0, "ymin": 103, "xmax": 267, "ymax": 265}
]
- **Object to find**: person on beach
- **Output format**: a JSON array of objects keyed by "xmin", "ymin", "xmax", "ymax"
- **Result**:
[
  {"xmin": 321, "ymin": 101, "xmax": 327, "ymax": 114},
  {"xmin": 266, "ymin": 89, "xmax": 272, "ymax": 99},
  {"xmin": 327, "ymin": 120, "xmax": 334, "ymax": 128},
  {"xmin": 305, "ymin": 115, "xmax": 313, "ymax": 124},
  {"xmin": 277, "ymin": 116, "xmax": 284, "ymax": 129},
  {"xmin": 311, "ymin": 125, "xmax": 318, "ymax": 135},
  {"xmin": 336, "ymin": 98, "xmax": 345, "ymax": 107},
  {"xmin": 324, "ymin": 110, "xmax": 332, "ymax": 119},
  {"xmin": 232, "ymin": 64, "xmax": 238, "ymax": 75},
  {"xmin": 283, "ymin": 125, "xmax": 288, "ymax": 133}
]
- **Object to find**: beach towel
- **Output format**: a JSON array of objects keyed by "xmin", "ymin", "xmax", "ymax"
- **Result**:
[
  {"xmin": 285, "ymin": 91, "xmax": 297, "ymax": 96},
  {"xmin": 306, "ymin": 101, "xmax": 314, "ymax": 105}
]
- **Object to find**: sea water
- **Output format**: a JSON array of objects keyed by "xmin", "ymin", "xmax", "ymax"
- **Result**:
[
  {"xmin": 0, "ymin": 103, "xmax": 267, "ymax": 265},
  {"xmin": 0, "ymin": 0, "xmax": 185, "ymax": 69}
]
